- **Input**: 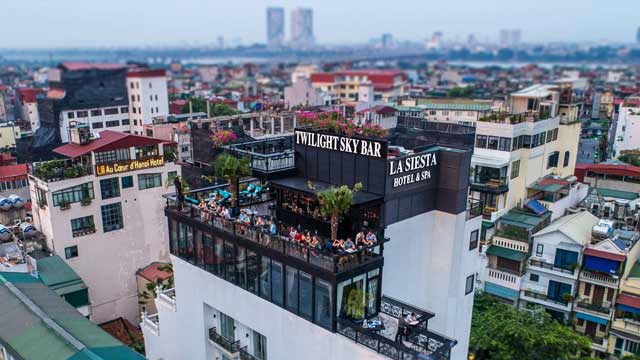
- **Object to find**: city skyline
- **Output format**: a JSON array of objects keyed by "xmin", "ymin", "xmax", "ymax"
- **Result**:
[{"xmin": 2, "ymin": 0, "xmax": 640, "ymax": 49}]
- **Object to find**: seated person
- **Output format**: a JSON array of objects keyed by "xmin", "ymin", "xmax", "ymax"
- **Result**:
[
  {"xmin": 255, "ymin": 216, "xmax": 265, "ymax": 226},
  {"xmin": 343, "ymin": 238, "xmax": 356, "ymax": 251},
  {"xmin": 404, "ymin": 312, "xmax": 419, "ymax": 326},
  {"xmin": 355, "ymin": 229, "xmax": 366, "ymax": 247},
  {"xmin": 294, "ymin": 230, "xmax": 303, "ymax": 242},
  {"xmin": 324, "ymin": 239, "xmax": 333, "ymax": 252},
  {"xmin": 332, "ymin": 238, "xmax": 343, "ymax": 252},
  {"xmin": 219, "ymin": 206, "xmax": 230, "ymax": 219},
  {"xmin": 269, "ymin": 220, "xmax": 277, "ymax": 235},
  {"xmin": 289, "ymin": 227, "xmax": 297, "ymax": 239},
  {"xmin": 238, "ymin": 210, "xmax": 250, "ymax": 224},
  {"xmin": 309, "ymin": 236, "xmax": 319, "ymax": 249},
  {"xmin": 366, "ymin": 230, "xmax": 377, "ymax": 246}
]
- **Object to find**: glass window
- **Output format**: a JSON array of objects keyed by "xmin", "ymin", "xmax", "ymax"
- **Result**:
[
  {"xmin": 219, "ymin": 312, "xmax": 235, "ymax": 341},
  {"xmin": 138, "ymin": 173, "xmax": 162, "ymax": 190},
  {"xmin": 92, "ymin": 122, "xmax": 103, "ymax": 129},
  {"xmin": 469, "ymin": 230, "xmax": 479, "ymax": 250},
  {"xmin": 554, "ymin": 249, "xmax": 578, "ymax": 270},
  {"xmin": 65, "ymin": 246, "xmax": 78, "ymax": 259},
  {"xmin": 247, "ymin": 250, "xmax": 259, "ymax": 294},
  {"xmin": 465, "ymin": 274, "xmax": 474, "ymax": 295},
  {"xmin": 101, "ymin": 203, "xmax": 123, "ymax": 232},
  {"xmin": 77, "ymin": 111, "xmax": 88, "ymax": 118},
  {"xmin": 224, "ymin": 240, "xmax": 236, "ymax": 283},
  {"xmin": 104, "ymin": 108, "xmax": 118, "ymax": 115},
  {"xmin": 105, "ymin": 120, "xmax": 120, "ymax": 127},
  {"xmin": 487, "ymin": 136, "xmax": 499, "ymax": 150},
  {"xmin": 135, "ymin": 145, "xmax": 159, "ymax": 159},
  {"xmin": 253, "ymin": 331, "xmax": 267, "ymax": 360},
  {"xmin": 120, "ymin": 107, "xmax": 128, "ymax": 113},
  {"xmin": 67, "ymin": 112, "xmax": 75, "ymax": 119},
  {"xmin": 71, "ymin": 216, "xmax": 94, "ymax": 233},
  {"xmin": 366, "ymin": 271, "xmax": 379, "ymax": 318},
  {"xmin": 94, "ymin": 148, "xmax": 130, "ymax": 164},
  {"xmin": 563, "ymin": 151, "xmax": 570, "ymax": 167},
  {"xmin": 286, "ymin": 266, "xmax": 298, "ymax": 313},
  {"xmin": 260, "ymin": 257, "xmax": 271, "ymax": 300},
  {"xmin": 52, "ymin": 182, "xmax": 94, "ymax": 206},
  {"xmin": 121, "ymin": 118, "xmax": 130, "ymax": 125},
  {"xmin": 536, "ymin": 244, "xmax": 544, "ymax": 257},
  {"xmin": 121, "ymin": 176, "xmax": 133, "ymax": 189},
  {"xmin": 167, "ymin": 171, "xmax": 177, "ymax": 184},
  {"xmin": 315, "ymin": 279, "xmax": 333, "ymax": 329},
  {"xmin": 475, "ymin": 135, "xmax": 487, "ymax": 148},
  {"xmin": 530, "ymin": 273, "xmax": 539, "ymax": 282},
  {"xmin": 91, "ymin": 109, "xmax": 102, "ymax": 117},
  {"xmin": 510, "ymin": 160, "xmax": 520, "ymax": 179},
  {"xmin": 271, "ymin": 260, "xmax": 283, "ymax": 306},
  {"xmin": 498, "ymin": 137, "xmax": 512, "ymax": 151},
  {"xmin": 236, "ymin": 246, "xmax": 247, "ymax": 289},
  {"xmin": 100, "ymin": 177, "xmax": 120, "ymax": 199},
  {"xmin": 299, "ymin": 271, "xmax": 313, "ymax": 320},
  {"xmin": 547, "ymin": 151, "xmax": 559, "ymax": 168}
]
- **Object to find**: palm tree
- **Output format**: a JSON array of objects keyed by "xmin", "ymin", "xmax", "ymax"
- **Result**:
[
  {"xmin": 308, "ymin": 181, "xmax": 362, "ymax": 242},
  {"xmin": 212, "ymin": 153, "xmax": 251, "ymax": 208}
]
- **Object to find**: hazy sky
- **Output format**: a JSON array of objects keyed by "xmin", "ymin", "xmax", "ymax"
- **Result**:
[{"xmin": 2, "ymin": 0, "xmax": 639, "ymax": 48}]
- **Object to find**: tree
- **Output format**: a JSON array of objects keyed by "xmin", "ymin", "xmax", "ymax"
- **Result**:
[
  {"xmin": 212, "ymin": 153, "xmax": 251, "ymax": 208},
  {"xmin": 470, "ymin": 293, "xmax": 591, "ymax": 360},
  {"xmin": 307, "ymin": 181, "xmax": 362, "ymax": 242},
  {"xmin": 447, "ymin": 86, "xmax": 474, "ymax": 98},
  {"xmin": 138, "ymin": 263, "xmax": 174, "ymax": 307},
  {"xmin": 619, "ymin": 150, "xmax": 640, "ymax": 167},
  {"xmin": 180, "ymin": 97, "xmax": 208, "ymax": 114},
  {"xmin": 210, "ymin": 103, "xmax": 240, "ymax": 117}
]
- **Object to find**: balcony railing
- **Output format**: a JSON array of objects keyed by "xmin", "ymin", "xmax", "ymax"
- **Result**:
[
  {"xmin": 228, "ymin": 137, "xmax": 295, "ymax": 174},
  {"xmin": 478, "ymin": 110, "xmax": 550, "ymax": 124},
  {"xmin": 528, "ymin": 259, "xmax": 575, "ymax": 275},
  {"xmin": 580, "ymin": 270, "xmax": 619, "ymax": 286},
  {"xmin": 239, "ymin": 347, "xmax": 261, "ymax": 360},
  {"xmin": 522, "ymin": 290, "xmax": 569, "ymax": 306},
  {"xmin": 166, "ymin": 196, "xmax": 384, "ymax": 274},
  {"xmin": 30, "ymin": 159, "xmax": 93, "ymax": 182},
  {"xmin": 576, "ymin": 300, "xmax": 611, "ymax": 315},
  {"xmin": 466, "ymin": 199, "xmax": 483, "ymax": 220},
  {"xmin": 208, "ymin": 327, "xmax": 240, "ymax": 354},
  {"xmin": 470, "ymin": 178, "xmax": 509, "ymax": 194}
]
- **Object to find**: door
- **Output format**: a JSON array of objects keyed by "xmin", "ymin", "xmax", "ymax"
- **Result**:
[
  {"xmin": 592, "ymin": 285, "xmax": 605, "ymax": 306},
  {"xmin": 585, "ymin": 321, "xmax": 597, "ymax": 338}
]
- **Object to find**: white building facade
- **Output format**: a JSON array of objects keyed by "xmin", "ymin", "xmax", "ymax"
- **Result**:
[{"xmin": 127, "ymin": 69, "xmax": 170, "ymax": 136}]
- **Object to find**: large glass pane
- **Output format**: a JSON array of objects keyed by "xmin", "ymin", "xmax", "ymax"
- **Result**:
[
  {"xmin": 247, "ymin": 250, "xmax": 259, "ymax": 294},
  {"xmin": 339, "ymin": 274, "xmax": 366, "ymax": 320},
  {"xmin": 299, "ymin": 271, "xmax": 313, "ymax": 320},
  {"xmin": 366, "ymin": 276, "xmax": 379, "ymax": 317},
  {"xmin": 237, "ymin": 246, "xmax": 247, "ymax": 289},
  {"xmin": 224, "ymin": 241, "xmax": 236, "ymax": 283},
  {"xmin": 214, "ymin": 237, "xmax": 224, "ymax": 276},
  {"xmin": 315, "ymin": 279, "xmax": 333, "ymax": 330},
  {"xmin": 169, "ymin": 219, "xmax": 177, "ymax": 253},
  {"xmin": 271, "ymin": 261, "xmax": 283, "ymax": 306},
  {"xmin": 260, "ymin": 257, "xmax": 271, "ymax": 300},
  {"xmin": 252, "ymin": 331, "xmax": 267, "ymax": 360},
  {"xmin": 219, "ymin": 312, "xmax": 235, "ymax": 341},
  {"xmin": 203, "ymin": 234, "xmax": 214, "ymax": 273},
  {"xmin": 286, "ymin": 266, "xmax": 298, "ymax": 313}
]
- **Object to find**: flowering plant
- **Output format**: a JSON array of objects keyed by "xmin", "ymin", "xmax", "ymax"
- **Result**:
[
  {"xmin": 296, "ymin": 111, "xmax": 387, "ymax": 139},
  {"xmin": 211, "ymin": 130, "xmax": 238, "ymax": 148}
]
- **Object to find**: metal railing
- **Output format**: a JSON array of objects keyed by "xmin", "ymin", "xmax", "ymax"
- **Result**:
[
  {"xmin": 239, "ymin": 347, "xmax": 261, "ymax": 360},
  {"xmin": 208, "ymin": 327, "xmax": 240, "ymax": 354},
  {"xmin": 580, "ymin": 270, "xmax": 619, "ymax": 286},
  {"xmin": 528, "ymin": 259, "xmax": 575, "ymax": 275},
  {"xmin": 466, "ymin": 199, "xmax": 483, "ymax": 220},
  {"xmin": 576, "ymin": 300, "xmax": 611, "ymax": 315},
  {"xmin": 30, "ymin": 159, "xmax": 93, "ymax": 182},
  {"xmin": 522, "ymin": 290, "xmax": 569, "ymax": 306}
]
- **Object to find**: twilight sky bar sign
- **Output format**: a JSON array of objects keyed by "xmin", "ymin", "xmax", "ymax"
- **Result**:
[
  {"xmin": 95, "ymin": 156, "xmax": 165, "ymax": 176},
  {"xmin": 295, "ymin": 130, "xmax": 387, "ymax": 158},
  {"xmin": 388, "ymin": 152, "xmax": 438, "ymax": 188}
]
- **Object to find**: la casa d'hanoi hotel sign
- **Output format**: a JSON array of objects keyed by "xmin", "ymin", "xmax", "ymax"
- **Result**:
[{"xmin": 95, "ymin": 156, "xmax": 165, "ymax": 176}]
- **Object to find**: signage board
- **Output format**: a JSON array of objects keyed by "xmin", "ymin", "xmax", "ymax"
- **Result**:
[
  {"xmin": 295, "ymin": 129, "xmax": 388, "ymax": 159},
  {"xmin": 95, "ymin": 156, "xmax": 165, "ymax": 176},
  {"xmin": 388, "ymin": 152, "xmax": 438, "ymax": 189}
]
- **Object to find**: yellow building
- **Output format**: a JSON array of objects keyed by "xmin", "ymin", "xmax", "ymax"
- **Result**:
[{"xmin": 0, "ymin": 125, "xmax": 21, "ymax": 149}]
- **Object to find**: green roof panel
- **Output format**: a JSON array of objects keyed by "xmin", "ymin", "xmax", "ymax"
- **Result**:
[
  {"xmin": 486, "ymin": 245, "xmax": 527, "ymax": 262},
  {"xmin": 597, "ymin": 188, "xmax": 639, "ymax": 201}
]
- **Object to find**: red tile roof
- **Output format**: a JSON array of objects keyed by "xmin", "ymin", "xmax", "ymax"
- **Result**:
[
  {"xmin": 617, "ymin": 293, "xmax": 640, "ymax": 309},
  {"xmin": 583, "ymin": 248, "xmax": 626, "ymax": 262},
  {"xmin": 310, "ymin": 73, "xmax": 335, "ymax": 83},
  {"xmin": 136, "ymin": 262, "xmax": 172, "ymax": 283},
  {"xmin": 99, "ymin": 317, "xmax": 143, "ymax": 347},
  {"xmin": 59, "ymin": 62, "xmax": 124, "ymax": 71},
  {"xmin": 53, "ymin": 130, "xmax": 164, "ymax": 158},
  {"xmin": 0, "ymin": 164, "xmax": 28, "ymax": 181},
  {"xmin": 0, "ymin": 153, "xmax": 17, "ymax": 165},
  {"xmin": 16, "ymin": 88, "xmax": 43, "ymax": 103},
  {"xmin": 358, "ymin": 105, "xmax": 397, "ymax": 115},
  {"xmin": 537, "ymin": 178, "xmax": 570, "ymax": 187},
  {"xmin": 310, "ymin": 70, "xmax": 406, "ymax": 91},
  {"xmin": 127, "ymin": 69, "xmax": 166, "ymax": 78},
  {"xmin": 576, "ymin": 163, "xmax": 640, "ymax": 179}
]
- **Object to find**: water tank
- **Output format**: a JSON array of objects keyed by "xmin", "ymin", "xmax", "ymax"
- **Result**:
[
  {"xmin": 0, "ymin": 225, "xmax": 12, "ymax": 241},
  {"xmin": 19, "ymin": 222, "xmax": 36, "ymax": 237},
  {"xmin": 9, "ymin": 195, "xmax": 23, "ymax": 209},
  {"xmin": 0, "ymin": 197, "xmax": 11, "ymax": 211}
]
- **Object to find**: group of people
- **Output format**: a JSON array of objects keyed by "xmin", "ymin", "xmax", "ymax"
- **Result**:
[
  {"xmin": 331, "ymin": 229, "xmax": 378, "ymax": 254},
  {"xmin": 198, "ymin": 198, "xmax": 232, "ymax": 222}
]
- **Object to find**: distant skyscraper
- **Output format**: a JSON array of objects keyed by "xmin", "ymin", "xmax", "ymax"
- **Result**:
[
  {"xmin": 425, "ymin": 31, "xmax": 443, "ymax": 50},
  {"xmin": 381, "ymin": 33, "xmax": 394, "ymax": 49},
  {"xmin": 290, "ymin": 8, "xmax": 314, "ymax": 49},
  {"xmin": 266, "ymin": 7, "xmax": 285, "ymax": 48},
  {"xmin": 499, "ymin": 29, "xmax": 522, "ymax": 47},
  {"xmin": 637, "ymin": 26, "xmax": 640, "ymax": 43}
]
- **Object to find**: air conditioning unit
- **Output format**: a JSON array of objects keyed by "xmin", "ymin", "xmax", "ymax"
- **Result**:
[
  {"xmin": 13, "ymin": 219, "xmax": 21, "ymax": 226},
  {"xmin": 24, "ymin": 216, "xmax": 32, "ymax": 223}
]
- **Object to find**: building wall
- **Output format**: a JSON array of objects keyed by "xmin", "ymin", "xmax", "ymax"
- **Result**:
[
  {"xmin": 22, "ymin": 101, "xmax": 40, "ymax": 131},
  {"xmin": 30, "ymin": 161, "xmax": 179, "ymax": 324},
  {"xmin": 614, "ymin": 106, "xmax": 640, "ymax": 155},
  {"xmin": 127, "ymin": 76, "xmax": 169, "ymax": 135},
  {"xmin": 284, "ymin": 80, "xmax": 324, "ymax": 109},
  {"xmin": 383, "ymin": 210, "xmax": 481, "ymax": 360},
  {"xmin": 60, "ymin": 107, "xmax": 130, "ymax": 143},
  {"xmin": 143, "ymin": 255, "xmax": 383, "ymax": 360},
  {"xmin": 0, "ymin": 125, "xmax": 21, "ymax": 148}
]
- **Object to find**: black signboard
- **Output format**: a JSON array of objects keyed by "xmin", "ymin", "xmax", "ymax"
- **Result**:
[{"xmin": 295, "ymin": 129, "xmax": 388, "ymax": 159}]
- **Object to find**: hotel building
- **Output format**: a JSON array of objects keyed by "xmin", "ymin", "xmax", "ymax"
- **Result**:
[
  {"xmin": 142, "ymin": 123, "xmax": 482, "ymax": 360},
  {"xmin": 28, "ymin": 127, "xmax": 180, "ymax": 324}
]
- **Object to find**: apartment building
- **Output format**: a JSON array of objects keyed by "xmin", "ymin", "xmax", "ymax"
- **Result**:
[
  {"xmin": 310, "ymin": 70, "xmax": 407, "ymax": 103},
  {"xmin": 142, "ymin": 124, "xmax": 481, "ymax": 360},
  {"xmin": 127, "ymin": 69, "xmax": 169, "ymax": 135},
  {"xmin": 15, "ymin": 88, "xmax": 43, "ymax": 131},
  {"xmin": 613, "ymin": 96, "xmax": 640, "ymax": 156},
  {"xmin": 29, "ymin": 128, "xmax": 179, "ymax": 324}
]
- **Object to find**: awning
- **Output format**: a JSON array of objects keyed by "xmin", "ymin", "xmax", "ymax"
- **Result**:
[
  {"xmin": 584, "ymin": 255, "xmax": 620, "ymax": 274},
  {"xmin": 575, "ymin": 311, "xmax": 609, "ymax": 325},
  {"xmin": 271, "ymin": 177, "xmax": 383, "ymax": 205},
  {"xmin": 583, "ymin": 248, "xmax": 626, "ymax": 262},
  {"xmin": 53, "ymin": 282, "xmax": 87, "ymax": 296},
  {"xmin": 617, "ymin": 294, "xmax": 640, "ymax": 314},
  {"xmin": 485, "ymin": 245, "xmax": 526, "ymax": 262}
]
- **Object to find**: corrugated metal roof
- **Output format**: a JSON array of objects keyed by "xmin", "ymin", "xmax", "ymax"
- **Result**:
[
  {"xmin": 486, "ymin": 245, "xmax": 526, "ymax": 261},
  {"xmin": 37, "ymin": 255, "xmax": 85, "ymax": 291},
  {"xmin": 597, "ymin": 188, "xmax": 639, "ymax": 201}
]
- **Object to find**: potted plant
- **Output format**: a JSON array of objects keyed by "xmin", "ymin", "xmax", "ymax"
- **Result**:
[
  {"xmin": 87, "ymin": 223, "xmax": 96, "ymax": 233},
  {"xmin": 81, "ymin": 197, "xmax": 92, "ymax": 206},
  {"xmin": 562, "ymin": 293, "xmax": 574, "ymax": 304},
  {"xmin": 59, "ymin": 200, "xmax": 70, "ymax": 210},
  {"xmin": 308, "ymin": 181, "xmax": 362, "ymax": 242}
]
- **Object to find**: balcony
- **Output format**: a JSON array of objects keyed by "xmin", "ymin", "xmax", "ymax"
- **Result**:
[
  {"xmin": 208, "ymin": 327, "xmax": 240, "ymax": 355},
  {"xmin": 142, "ymin": 312, "xmax": 160, "ymax": 335},
  {"xmin": 521, "ymin": 290, "xmax": 570, "ymax": 309},
  {"xmin": 612, "ymin": 318, "xmax": 640, "ymax": 334},
  {"xmin": 239, "ymin": 347, "xmax": 261, "ymax": 360},
  {"xmin": 158, "ymin": 287, "xmax": 176, "ymax": 311},
  {"xmin": 30, "ymin": 158, "xmax": 93, "ymax": 182},
  {"xmin": 229, "ymin": 137, "xmax": 295, "ymax": 175},
  {"xmin": 470, "ymin": 178, "xmax": 508, "ymax": 195},
  {"xmin": 528, "ymin": 259, "xmax": 576, "ymax": 276},
  {"xmin": 579, "ymin": 270, "xmax": 620, "ymax": 288},
  {"xmin": 478, "ymin": 110, "xmax": 550, "ymax": 125},
  {"xmin": 336, "ymin": 296, "xmax": 456, "ymax": 360},
  {"xmin": 486, "ymin": 267, "xmax": 522, "ymax": 291},
  {"xmin": 466, "ymin": 199, "xmax": 482, "ymax": 220},
  {"xmin": 575, "ymin": 299, "xmax": 612, "ymax": 316}
]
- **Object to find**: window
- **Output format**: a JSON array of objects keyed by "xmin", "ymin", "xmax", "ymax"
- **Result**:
[
  {"xmin": 253, "ymin": 331, "xmax": 267, "ymax": 360},
  {"xmin": 101, "ymin": 203, "xmax": 123, "ymax": 232},
  {"xmin": 130, "ymin": 82, "xmax": 135, "ymax": 89},
  {"xmin": 100, "ymin": 178, "xmax": 120, "ymax": 199},
  {"xmin": 149, "ymin": 82, "xmax": 153, "ymax": 89},
  {"xmin": 167, "ymin": 171, "xmax": 177, "ymax": 184},
  {"xmin": 71, "ymin": 216, "xmax": 94, "ymax": 236},
  {"xmin": 465, "ymin": 274, "xmax": 475, "ymax": 295},
  {"xmin": 52, "ymin": 182, "xmax": 94, "ymax": 206},
  {"xmin": 554, "ymin": 249, "xmax": 578, "ymax": 270},
  {"xmin": 577, "ymin": 318, "xmax": 584, "ymax": 326},
  {"xmin": 546, "ymin": 130, "xmax": 553, "ymax": 143},
  {"xmin": 299, "ymin": 271, "xmax": 313, "ymax": 320},
  {"xmin": 138, "ymin": 173, "xmax": 162, "ymax": 190},
  {"xmin": 552, "ymin": 128, "xmax": 558, "ymax": 141},
  {"xmin": 219, "ymin": 312, "xmax": 235, "ymax": 341},
  {"xmin": 475, "ymin": 135, "xmax": 487, "ymax": 148},
  {"xmin": 136, "ymin": 82, "xmax": 140, "ymax": 89},
  {"xmin": 137, "ymin": 95, "xmax": 140, "ymax": 101},
  {"xmin": 181, "ymin": 145, "xmax": 189, "ymax": 152},
  {"xmin": 156, "ymin": 107, "xmax": 159, "ymax": 113},
  {"xmin": 510, "ymin": 160, "xmax": 520, "ymax": 179},
  {"xmin": 135, "ymin": 145, "xmax": 159, "ymax": 159},
  {"xmin": 260, "ymin": 257, "xmax": 271, "ymax": 300},
  {"xmin": 94, "ymin": 148, "xmax": 130, "ymax": 164},
  {"xmin": 150, "ymin": 95, "xmax": 153, "ymax": 101},
  {"xmin": 286, "ymin": 266, "xmax": 298, "ymax": 313},
  {"xmin": 498, "ymin": 137, "xmax": 512, "ymax": 151},
  {"xmin": 536, "ymin": 244, "xmax": 544, "ymax": 257},
  {"xmin": 584, "ymin": 283, "xmax": 591, "ymax": 296},
  {"xmin": 133, "ymin": 119, "xmax": 138, "ymax": 125},
  {"xmin": 155, "ymin": 95, "xmax": 158, "ymax": 101},
  {"xmin": 131, "ymin": 95, "xmax": 135, "ymax": 103},
  {"xmin": 271, "ymin": 260, "xmax": 283, "ymax": 306},
  {"xmin": 315, "ymin": 279, "xmax": 333, "ymax": 329},
  {"xmin": 105, "ymin": 120, "xmax": 120, "ymax": 127},
  {"xmin": 469, "ymin": 230, "xmax": 479, "ymax": 251},
  {"xmin": 132, "ymin": 107, "xmax": 137, "ymax": 114},
  {"xmin": 146, "ymin": 129, "xmax": 153, "ymax": 137},
  {"xmin": 563, "ymin": 151, "xmax": 570, "ymax": 167},
  {"xmin": 92, "ymin": 122, "xmax": 103, "ymax": 129},
  {"xmin": 547, "ymin": 280, "xmax": 571, "ymax": 302},
  {"xmin": 487, "ymin": 136, "xmax": 499, "ymax": 150},
  {"xmin": 90, "ymin": 109, "xmax": 102, "ymax": 117},
  {"xmin": 120, "ymin": 107, "xmax": 128, "ymax": 113},
  {"xmin": 121, "ymin": 118, "xmax": 130, "ymax": 125},
  {"xmin": 65, "ymin": 246, "xmax": 78, "ymax": 259},
  {"xmin": 547, "ymin": 151, "xmax": 559, "ymax": 168},
  {"xmin": 104, "ymin": 108, "xmax": 118, "ymax": 115},
  {"xmin": 76, "ymin": 111, "xmax": 88, "ymax": 118},
  {"xmin": 120, "ymin": 176, "xmax": 133, "ymax": 189},
  {"xmin": 530, "ymin": 273, "xmax": 539, "ymax": 282},
  {"xmin": 67, "ymin": 112, "xmax": 75, "ymax": 119}
]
